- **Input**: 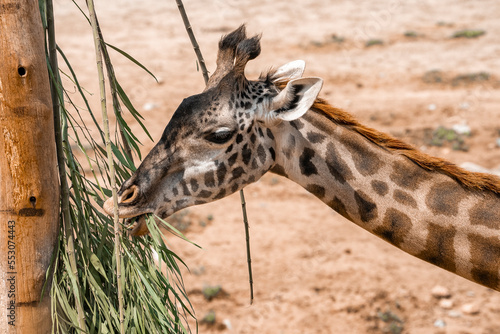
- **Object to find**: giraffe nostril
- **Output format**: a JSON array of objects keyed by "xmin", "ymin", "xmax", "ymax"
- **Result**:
[{"xmin": 120, "ymin": 185, "xmax": 139, "ymax": 204}]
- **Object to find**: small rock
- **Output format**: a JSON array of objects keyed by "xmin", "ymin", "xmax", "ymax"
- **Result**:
[
  {"xmin": 496, "ymin": 138, "xmax": 500, "ymax": 148},
  {"xmin": 428, "ymin": 104, "xmax": 437, "ymax": 111},
  {"xmin": 461, "ymin": 303, "xmax": 480, "ymax": 315},
  {"xmin": 434, "ymin": 319, "xmax": 446, "ymax": 328},
  {"xmin": 431, "ymin": 285, "xmax": 451, "ymax": 299},
  {"xmin": 459, "ymin": 102, "xmax": 470, "ymax": 110},
  {"xmin": 143, "ymin": 102, "xmax": 157, "ymax": 111},
  {"xmin": 439, "ymin": 299, "xmax": 454, "ymax": 309},
  {"xmin": 222, "ymin": 319, "xmax": 232, "ymax": 330},
  {"xmin": 452, "ymin": 123, "xmax": 471, "ymax": 135},
  {"xmin": 448, "ymin": 310, "xmax": 462, "ymax": 318}
]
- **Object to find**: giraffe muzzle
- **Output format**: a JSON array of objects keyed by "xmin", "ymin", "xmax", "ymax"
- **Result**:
[{"xmin": 124, "ymin": 215, "xmax": 150, "ymax": 236}]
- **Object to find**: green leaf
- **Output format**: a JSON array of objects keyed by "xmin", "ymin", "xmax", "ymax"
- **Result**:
[
  {"xmin": 90, "ymin": 254, "xmax": 108, "ymax": 282},
  {"xmin": 116, "ymin": 81, "xmax": 153, "ymax": 141},
  {"xmin": 105, "ymin": 42, "xmax": 158, "ymax": 81}
]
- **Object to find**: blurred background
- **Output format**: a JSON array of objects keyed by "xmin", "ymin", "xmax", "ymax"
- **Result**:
[{"xmin": 55, "ymin": 0, "xmax": 500, "ymax": 333}]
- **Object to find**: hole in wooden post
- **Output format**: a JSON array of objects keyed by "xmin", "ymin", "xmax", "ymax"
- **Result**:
[
  {"xmin": 18, "ymin": 66, "xmax": 27, "ymax": 77},
  {"xmin": 29, "ymin": 196, "xmax": 36, "ymax": 206}
]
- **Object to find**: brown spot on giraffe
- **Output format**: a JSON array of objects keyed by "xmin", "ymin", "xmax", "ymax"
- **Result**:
[
  {"xmin": 306, "ymin": 184, "xmax": 326, "ymax": 199},
  {"xmin": 371, "ymin": 180, "xmax": 389, "ymax": 196},
  {"xmin": 325, "ymin": 142, "xmax": 353, "ymax": 184},
  {"xmin": 469, "ymin": 194, "xmax": 500, "ymax": 229},
  {"xmin": 204, "ymin": 170, "xmax": 216, "ymax": 188},
  {"xmin": 393, "ymin": 189, "xmax": 417, "ymax": 208},
  {"xmin": 373, "ymin": 208, "xmax": 413, "ymax": 247},
  {"xmin": 282, "ymin": 134, "xmax": 296, "ymax": 160},
  {"xmin": 198, "ymin": 190, "xmax": 212, "ymax": 198},
  {"xmin": 390, "ymin": 160, "xmax": 428, "ymax": 190},
  {"xmin": 426, "ymin": 181, "xmax": 466, "ymax": 216},
  {"xmin": 327, "ymin": 197, "xmax": 352, "ymax": 221},
  {"xmin": 306, "ymin": 131, "xmax": 326, "ymax": 144},
  {"xmin": 341, "ymin": 130, "xmax": 383, "ymax": 176},
  {"xmin": 416, "ymin": 222, "xmax": 457, "ymax": 273},
  {"xmin": 216, "ymin": 162, "xmax": 227, "ymax": 186},
  {"xmin": 257, "ymin": 144, "xmax": 267, "ymax": 164},
  {"xmin": 213, "ymin": 188, "xmax": 227, "ymax": 199},
  {"xmin": 190, "ymin": 179, "xmax": 199, "ymax": 192},
  {"xmin": 228, "ymin": 152, "xmax": 238, "ymax": 166},
  {"xmin": 230, "ymin": 167, "xmax": 245, "ymax": 181},
  {"xmin": 299, "ymin": 147, "xmax": 318, "ymax": 176},
  {"xmin": 290, "ymin": 119, "xmax": 304, "ymax": 130},
  {"xmin": 180, "ymin": 180, "xmax": 190, "ymax": 196},
  {"xmin": 468, "ymin": 234, "xmax": 500, "ymax": 289},
  {"xmin": 242, "ymin": 144, "xmax": 252, "ymax": 165},
  {"xmin": 271, "ymin": 164, "xmax": 288, "ymax": 178},
  {"xmin": 354, "ymin": 190, "xmax": 377, "ymax": 223}
]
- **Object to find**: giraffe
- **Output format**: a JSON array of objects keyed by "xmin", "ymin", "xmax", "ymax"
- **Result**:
[{"xmin": 103, "ymin": 25, "xmax": 500, "ymax": 292}]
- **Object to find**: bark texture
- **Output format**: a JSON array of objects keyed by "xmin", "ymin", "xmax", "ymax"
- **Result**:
[{"xmin": 0, "ymin": 1, "xmax": 59, "ymax": 332}]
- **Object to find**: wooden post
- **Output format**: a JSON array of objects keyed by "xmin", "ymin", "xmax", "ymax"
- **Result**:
[{"xmin": 0, "ymin": 1, "xmax": 60, "ymax": 332}]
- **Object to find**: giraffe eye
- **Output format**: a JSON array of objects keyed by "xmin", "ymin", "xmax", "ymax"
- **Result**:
[{"xmin": 205, "ymin": 129, "xmax": 235, "ymax": 144}]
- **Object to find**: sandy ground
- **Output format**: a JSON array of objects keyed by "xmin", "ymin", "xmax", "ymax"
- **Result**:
[{"xmin": 55, "ymin": 0, "xmax": 500, "ymax": 333}]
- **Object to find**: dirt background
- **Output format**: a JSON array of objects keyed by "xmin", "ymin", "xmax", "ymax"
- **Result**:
[{"xmin": 55, "ymin": 0, "xmax": 500, "ymax": 333}]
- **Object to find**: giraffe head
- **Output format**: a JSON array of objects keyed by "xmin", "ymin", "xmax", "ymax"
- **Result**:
[{"xmin": 103, "ymin": 25, "xmax": 323, "ymax": 235}]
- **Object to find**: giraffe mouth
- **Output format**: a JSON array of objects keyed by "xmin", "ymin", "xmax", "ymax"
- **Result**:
[{"xmin": 125, "ymin": 214, "xmax": 149, "ymax": 236}]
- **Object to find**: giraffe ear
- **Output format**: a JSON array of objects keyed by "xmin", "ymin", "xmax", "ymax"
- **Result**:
[
  {"xmin": 269, "ymin": 60, "xmax": 306, "ymax": 83},
  {"xmin": 263, "ymin": 77, "xmax": 323, "ymax": 123}
]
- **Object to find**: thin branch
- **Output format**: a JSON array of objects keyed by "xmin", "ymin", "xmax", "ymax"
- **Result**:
[
  {"xmin": 239, "ymin": 190, "xmax": 254, "ymax": 304},
  {"xmin": 96, "ymin": 19, "xmax": 134, "ymax": 165},
  {"xmin": 46, "ymin": 0, "xmax": 87, "ymax": 330},
  {"xmin": 86, "ymin": 0, "xmax": 125, "ymax": 332},
  {"xmin": 175, "ymin": 0, "xmax": 254, "ymax": 304},
  {"xmin": 175, "ymin": 0, "xmax": 209, "ymax": 84}
]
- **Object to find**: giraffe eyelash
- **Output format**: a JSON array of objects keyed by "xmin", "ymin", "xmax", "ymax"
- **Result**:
[{"xmin": 205, "ymin": 128, "xmax": 235, "ymax": 144}]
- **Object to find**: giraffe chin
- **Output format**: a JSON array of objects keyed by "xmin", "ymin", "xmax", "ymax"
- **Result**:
[{"xmin": 126, "ymin": 215, "xmax": 150, "ymax": 237}]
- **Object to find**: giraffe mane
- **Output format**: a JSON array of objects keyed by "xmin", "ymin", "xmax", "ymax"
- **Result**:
[{"xmin": 311, "ymin": 98, "xmax": 500, "ymax": 195}]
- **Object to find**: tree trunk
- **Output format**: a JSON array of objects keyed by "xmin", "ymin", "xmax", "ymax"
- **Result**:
[{"xmin": 0, "ymin": 1, "xmax": 60, "ymax": 333}]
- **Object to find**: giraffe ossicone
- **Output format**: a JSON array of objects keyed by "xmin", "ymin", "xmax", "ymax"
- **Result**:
[{"xmin": 104, "ymin": 25, "xmax": 500, "ymax": 292}]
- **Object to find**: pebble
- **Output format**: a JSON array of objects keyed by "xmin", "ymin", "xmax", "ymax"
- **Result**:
[
  {"xmin": 448, "ymin": 310, "xmax": 462, "ymax": 318},
  {"xmin": 439, "ymin": 299, "xmax": 454, "ymax": 309},
  {"xmin": 434, "ymin": 319, "xmax": 446, "ymax": 328},
  {"xmin": 496, "ymin": 138, "xmax": 500, "ymax": 148},
  {"xmin": 459, "ymin": 102, "xmax": 470, "ymax": 110},
  {"xmin": 143, "ymin": 102, "xmax": 157, "ymax": 111},
  {"xmin": 461, "ymin": 303, "xmax": 480, "ymax": 315},
  {"xmin": 428, "ymin": 104, "xmax": 437, "ymax": 111},
  {"xmin": 222, "ymin": 319, "xmax": 232, "ymax": 330},
  {"xmin": 432, "ymin": 285, "xmax": 451, "ymax": 299},
  {"xmin": 452, "ymin": 123, "xmax": 471, "ymax": 135}
]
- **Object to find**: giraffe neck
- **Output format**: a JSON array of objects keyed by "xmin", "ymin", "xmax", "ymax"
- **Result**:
[{"xmin": 270, "ymin": 108, "xmax": 500, "ymax": 291}]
